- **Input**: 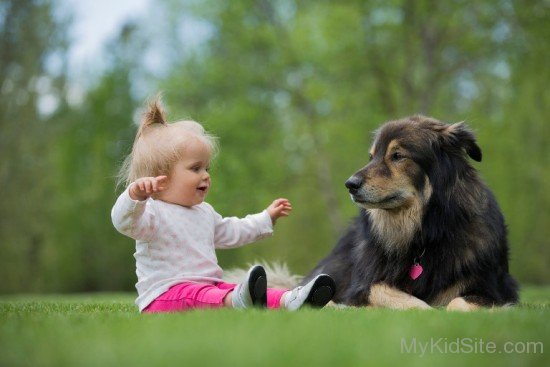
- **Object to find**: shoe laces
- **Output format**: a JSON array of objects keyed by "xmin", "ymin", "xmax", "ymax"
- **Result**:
[{"xmin": 287, "ymin": 286, "xmax": 303, "ymax": 303}]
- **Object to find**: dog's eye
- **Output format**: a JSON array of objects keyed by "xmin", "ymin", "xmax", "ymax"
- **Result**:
[{"xmin": 391, "ymin": 152, "xmax": 404, "ymax": 161}]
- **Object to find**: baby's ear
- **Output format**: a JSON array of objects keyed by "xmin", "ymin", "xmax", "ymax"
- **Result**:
[{"xmin": 443, "ymin": 122, "xmax": 482, "ymax": 162}]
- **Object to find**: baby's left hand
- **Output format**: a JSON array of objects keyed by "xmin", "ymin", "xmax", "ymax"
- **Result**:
[{"xmin": 267, "ymin": 198, "xmax": 292, "ymax": 225}]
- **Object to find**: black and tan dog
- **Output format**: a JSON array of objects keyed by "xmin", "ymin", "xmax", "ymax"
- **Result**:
[{"xmin": 303, "ymin": 116, "xmax": 519, "ymax": 311}]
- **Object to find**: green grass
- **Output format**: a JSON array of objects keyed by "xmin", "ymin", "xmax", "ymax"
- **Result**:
[{"xmin": 1, "ymin": 287, "xmax": 548, "ymax": 367}]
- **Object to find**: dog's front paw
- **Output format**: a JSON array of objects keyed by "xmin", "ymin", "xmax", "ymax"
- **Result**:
[
  {"xmin": 446, "ymin": 297, "xmax": 479, "ymax": 311},
  {"xmin": 414, "ymin": 302, "xmax": 433, "ymax": 310}
]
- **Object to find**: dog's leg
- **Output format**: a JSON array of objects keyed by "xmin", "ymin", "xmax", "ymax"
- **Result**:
[
  {"xmin": 446, "ymin": 297, "xmax": 481, "ymax": 311},
  {"xmin": 369, "ymin": 283, "xmax": 432, "ymax": 310}
]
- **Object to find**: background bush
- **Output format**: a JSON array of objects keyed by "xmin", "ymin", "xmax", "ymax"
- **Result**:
[{"xmin": 1, "ymin": 0, "xmax": 548, "ymax": 293}]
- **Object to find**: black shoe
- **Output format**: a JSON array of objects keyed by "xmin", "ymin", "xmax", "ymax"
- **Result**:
[
  {"xmin": 233, "ymin": 265, "xmax": 267, "ymax": 308},
  {"xmin": 284, "ymin": 274, "xmax": 336, "ymax": 310}
]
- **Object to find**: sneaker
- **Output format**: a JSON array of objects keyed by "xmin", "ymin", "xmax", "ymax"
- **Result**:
[
  {"xmin": 283, "ymin": 274, "xmax": 336, "ymax": 311},
  {"xmin": 232, "ymin": 265, "xmax": 267, "ymax": 308}
]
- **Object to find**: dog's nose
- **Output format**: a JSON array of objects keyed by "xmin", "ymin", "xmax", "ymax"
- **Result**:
[{"xmin": 345, "ymin": 176, "xmax": 363, "ymax": 193}]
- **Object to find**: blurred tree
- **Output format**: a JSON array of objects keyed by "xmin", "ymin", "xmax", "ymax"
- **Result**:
[
  {"xmin": 490, "ymin": 0, "xmax": 549, "ymax": 283},
  {"xmin": 154, "ymin": 0, "xmax": 549, "ymax": 279},
  {"xmin": 42, "ymin": 23, "xmax": 144, "ymax": 291},
  {"xmin": 1, "ymin": 0, "xmax": 547, "ymax": 292},
  {"xmin": 0, "ymin": 0, "xmax": 69, "ymax": 292}
]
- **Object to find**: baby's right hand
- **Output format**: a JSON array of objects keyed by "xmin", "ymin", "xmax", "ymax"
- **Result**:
[{"xmin": 129, "ymin": 176, "xmax": 168, "ymax": 201}]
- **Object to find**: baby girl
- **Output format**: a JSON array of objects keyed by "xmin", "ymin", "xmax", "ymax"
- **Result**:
[{"xmin": 111, "ymin": 97, "xmax": 335, "ymax": 312}]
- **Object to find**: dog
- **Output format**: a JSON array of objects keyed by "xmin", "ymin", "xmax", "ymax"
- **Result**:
[{"xmin": 301, "ymin": 116, "xmax": 519, "ymax": 311}]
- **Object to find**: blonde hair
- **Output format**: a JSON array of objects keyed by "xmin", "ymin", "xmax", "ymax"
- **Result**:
[{"xmin": 117, "ymin": 96, "xmax": 218, "ymax": 189}]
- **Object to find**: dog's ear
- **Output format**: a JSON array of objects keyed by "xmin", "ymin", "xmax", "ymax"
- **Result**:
[{"xmin": 444, "ymin": 122, "xmax": 482, "ymax": 162}]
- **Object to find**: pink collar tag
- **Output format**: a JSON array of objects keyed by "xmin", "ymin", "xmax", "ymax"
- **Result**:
[{"xmin": 409, "ymin": 263, "xmax": 423, "ymax": 280}]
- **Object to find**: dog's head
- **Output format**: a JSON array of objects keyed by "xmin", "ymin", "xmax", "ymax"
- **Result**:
[{"xmin": 345, "ymin": 116, "xmax": 482, "ymax": 210}]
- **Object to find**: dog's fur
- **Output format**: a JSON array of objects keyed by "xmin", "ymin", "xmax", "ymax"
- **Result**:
[{"xmin": 302, "ymin": 116, "xmax": 519, "ymax": 311}]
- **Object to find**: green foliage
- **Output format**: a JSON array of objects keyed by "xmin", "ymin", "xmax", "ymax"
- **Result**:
[
  {"xmin": 0, "ymin": 0, "xmax": 69, "ymax": 292},
  {"xmin": 0, "ymin": 287, "xmax": 549, "ymax": 367},
  {"xmin": 155, "ymin": 0, "xmax": 550, "ymax": 280},
  {"xmin": 40, "ymin": 27, "xmax": 143, "ymax": 292},
  {"xmin": 0, "ymin": 0, "xmax": 548, "ymax": 293}
]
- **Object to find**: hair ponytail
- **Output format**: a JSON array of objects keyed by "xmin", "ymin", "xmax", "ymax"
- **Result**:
[{"xmin": 138, "ymin": 95, "xmax": 167, "ymax": 137}]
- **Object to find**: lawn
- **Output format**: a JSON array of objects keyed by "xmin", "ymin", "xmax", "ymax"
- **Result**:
[{"xmin": 1, "ymin": 287, "xmax": 548, "ymax": 367}]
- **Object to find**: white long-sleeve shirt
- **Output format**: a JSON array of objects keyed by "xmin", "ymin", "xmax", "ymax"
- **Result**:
[{"xmin": 111, "ymin": 188, "xmax": 273, "ymax": 311}]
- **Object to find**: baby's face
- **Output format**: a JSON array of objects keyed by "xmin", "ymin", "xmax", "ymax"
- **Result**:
[{"xmin": 158, "ymin": 139, "xmax": 212, "ymax": 207}]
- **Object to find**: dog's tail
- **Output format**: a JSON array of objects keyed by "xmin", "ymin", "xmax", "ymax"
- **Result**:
[{"xmin": 223, "ymin": 261, "xmax": 303, "ymax": 289}]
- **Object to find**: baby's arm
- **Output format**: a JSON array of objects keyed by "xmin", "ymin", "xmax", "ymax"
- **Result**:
[
  {"xmin": 213, "ymin": 198, "xmax": 292, "ymax": 249},
  {"xmin": 111, "ymin": 176, "xmax": 166, "ymax": 240}
]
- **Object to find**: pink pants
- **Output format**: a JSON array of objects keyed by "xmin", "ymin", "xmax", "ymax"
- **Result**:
[{"xmin": 143, "ymin": 281, "xmax": 288, "ymax": 313}]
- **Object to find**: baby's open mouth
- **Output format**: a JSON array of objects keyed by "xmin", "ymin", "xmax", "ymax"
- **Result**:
[{"xmin": 197, "ymin": 186, "xmax": 208, "ymax": 192}]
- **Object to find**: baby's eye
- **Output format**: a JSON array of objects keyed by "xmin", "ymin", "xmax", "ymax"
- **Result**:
[{"xmin": 191, "ymin": 166, "xmax": 201, "ymax": 172}]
